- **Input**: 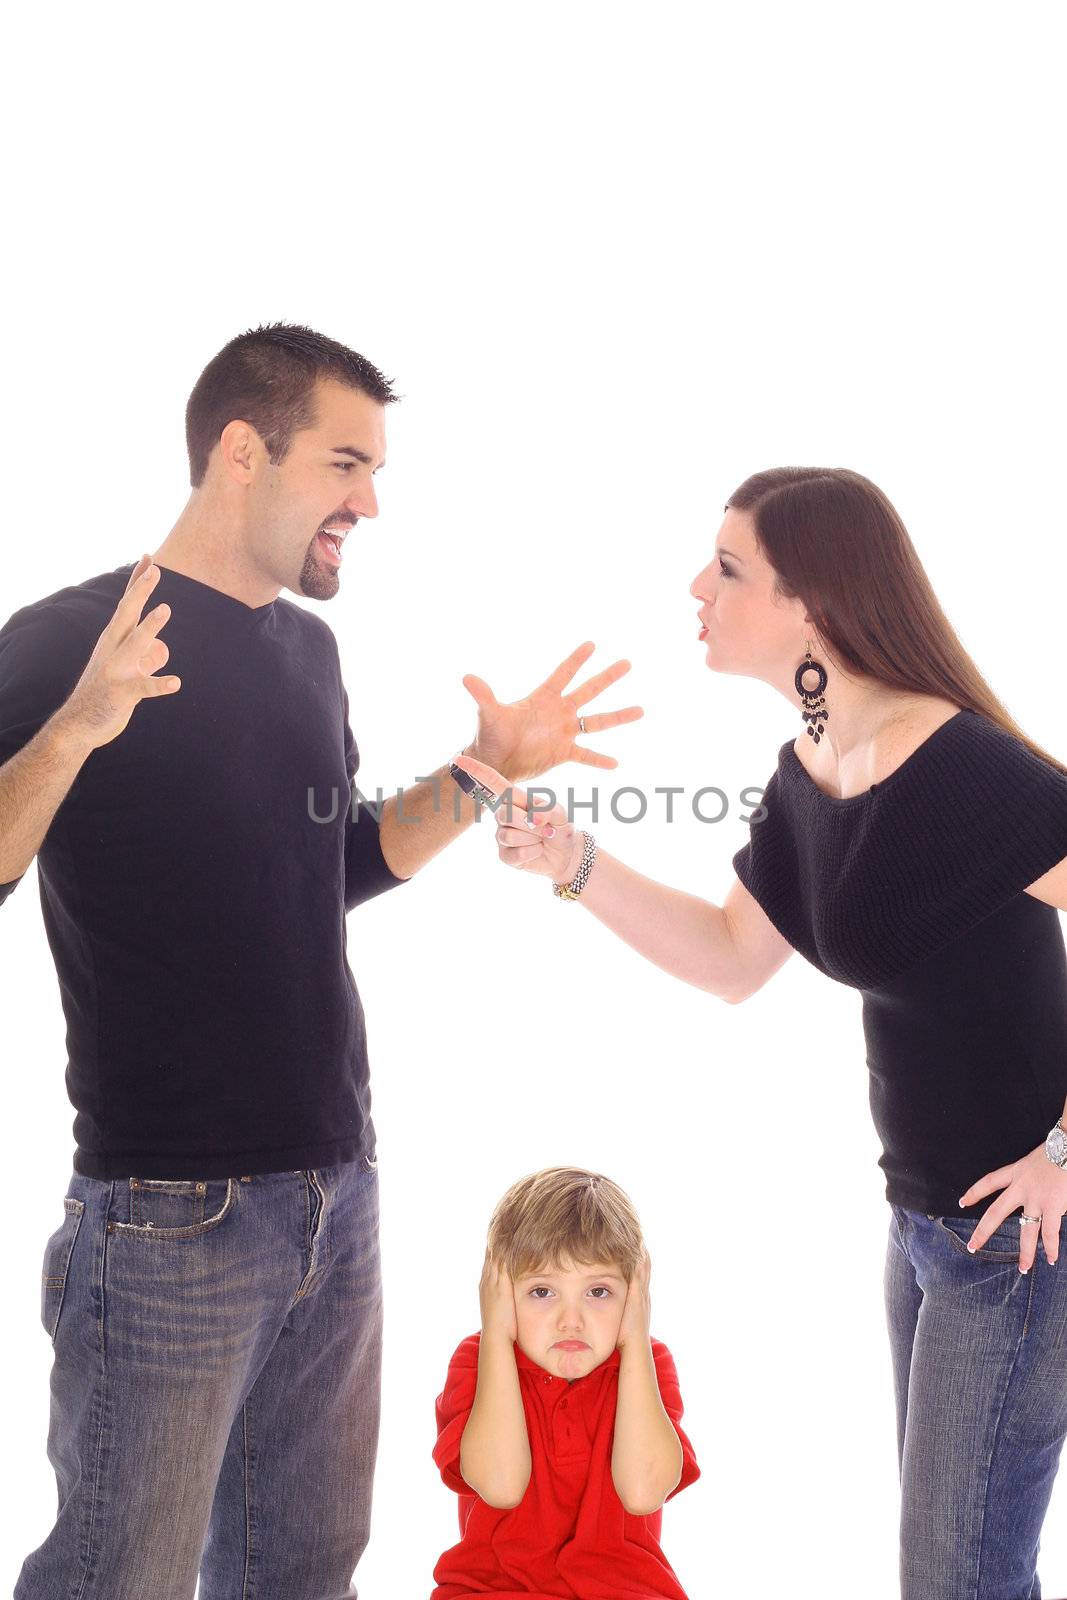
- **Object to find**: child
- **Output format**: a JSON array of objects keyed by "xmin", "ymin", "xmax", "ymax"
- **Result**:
[{"xmin": 431, "ymin": 1167, "xmax": 699, "ymax": 1599}]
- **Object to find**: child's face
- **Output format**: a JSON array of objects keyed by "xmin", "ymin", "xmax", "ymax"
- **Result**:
[{"xmin": 512, "ymin": 1256, "xmax": 629, "ymax": 1382}]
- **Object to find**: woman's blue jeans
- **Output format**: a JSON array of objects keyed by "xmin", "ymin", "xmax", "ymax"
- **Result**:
[
  {"xmin": 15, "ymin": 1155, "xmax": 382, "ymax": 1600},
  {"xmin": 886, "ymin": 1204, "xmax": 1067, "ymax": 1599}
]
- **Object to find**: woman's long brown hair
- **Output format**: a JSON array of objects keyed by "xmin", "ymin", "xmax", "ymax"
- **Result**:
[{"xmin": 726, "ymin": 467, "xmax": 1067, "ymax": 778}]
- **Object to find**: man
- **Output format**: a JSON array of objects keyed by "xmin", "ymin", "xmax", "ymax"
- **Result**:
[{"xmin": 0, "ymin": 323, "xmax": 641, "ymax": 1600}]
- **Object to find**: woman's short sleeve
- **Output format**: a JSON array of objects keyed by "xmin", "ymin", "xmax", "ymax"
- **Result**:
[{"xmin": 731, "ymin": 715, "xmax": 1067, "ymax": 989}]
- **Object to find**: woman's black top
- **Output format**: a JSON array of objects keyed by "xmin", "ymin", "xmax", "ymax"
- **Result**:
[{"xmin": 732, "ymin": 708, "xmax": 1067, "ymax": 1217}]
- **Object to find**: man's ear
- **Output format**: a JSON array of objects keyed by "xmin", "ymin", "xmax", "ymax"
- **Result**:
[{"xmin": 217, "ymin": 416, "xmax": 260, "ymax": 484}]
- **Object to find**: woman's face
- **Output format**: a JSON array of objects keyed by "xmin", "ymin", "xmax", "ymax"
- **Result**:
[{"xmin": 690, "ymin": 506, "xmax": 807, "ymax": 684}]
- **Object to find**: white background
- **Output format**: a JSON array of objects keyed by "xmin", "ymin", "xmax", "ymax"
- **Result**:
[{"xmin": 2, "ymin": 4, "xmax": 1066, "ymax": 1597}]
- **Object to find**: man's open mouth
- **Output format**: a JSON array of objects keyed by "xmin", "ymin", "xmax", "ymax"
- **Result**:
[{"xmin": 317, "ymin": 522, "xmax": 352, "ymax": 563}]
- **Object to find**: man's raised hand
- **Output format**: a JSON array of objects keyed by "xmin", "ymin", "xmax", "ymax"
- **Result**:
[{"xmin": 55, "ymin": 555, "xmax": 181, "ymax": 752}]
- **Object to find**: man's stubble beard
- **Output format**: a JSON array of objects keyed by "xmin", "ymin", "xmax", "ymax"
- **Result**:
[{"xmin": 298, "ymin": 542, "xmax": 340, "ymax": 601}]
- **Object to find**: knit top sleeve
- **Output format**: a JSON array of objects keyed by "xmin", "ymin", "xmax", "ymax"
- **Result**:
[{"xmin": 731, "ymin": 710, "xmax": 1067, "ymax": 989}]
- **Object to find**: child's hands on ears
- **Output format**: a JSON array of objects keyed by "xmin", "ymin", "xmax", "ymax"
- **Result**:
[
  {"xmin": 479, "ymin": 1247, "xmax": 519, "ymax": 1343},
  {"xmin": 616, "ymin": 1248, "xmax": 652, "ymax": 1350},
  {"xmin": 449, "ymin": 755, "xmax": 584, "ymax": 885}
]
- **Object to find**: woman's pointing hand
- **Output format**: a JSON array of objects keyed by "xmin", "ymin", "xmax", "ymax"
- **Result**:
[{"xmin": 451, "ymin": 754, "xmax": 584, "ymax": 884}]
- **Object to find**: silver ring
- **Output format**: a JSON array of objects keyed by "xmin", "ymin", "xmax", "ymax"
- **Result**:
[
  {"xmin": 577, "ymin": 716, "xmax": 586, "ymax": 734},
  {"xmin": 1019, "ymin": 1214, "xmax": 1043, "ymax": 1225}
]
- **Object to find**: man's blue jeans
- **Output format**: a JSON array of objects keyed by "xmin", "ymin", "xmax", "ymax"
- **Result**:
[
  {"xmin": 886, "ymin": 1204, "xmax": 1067, "ymax": 1600},
  {"xmin": 16, "ymin": 1156, "xmax": 382, "ymax": 1600}
]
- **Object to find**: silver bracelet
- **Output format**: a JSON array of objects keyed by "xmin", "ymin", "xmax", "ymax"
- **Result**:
[{"xmin": 552, "ymin": 831, "xmax": 598, "ymax": 901}]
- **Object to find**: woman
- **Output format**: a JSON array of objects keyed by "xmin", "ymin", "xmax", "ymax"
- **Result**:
[{"xmin": 454, "ymin": 466, "xmax": 1067, "ymax": 1600}]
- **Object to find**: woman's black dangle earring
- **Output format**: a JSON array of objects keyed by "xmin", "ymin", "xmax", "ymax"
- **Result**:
[{"xmin": 795, "ymin": 639, "xmax": 829, "ymax": 743}]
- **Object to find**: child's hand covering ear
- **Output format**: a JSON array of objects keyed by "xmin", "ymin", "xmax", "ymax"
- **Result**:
[
  {"xmin": 479, "ymin": 1246, "xmax": 518, "ymax": 1342},
  {"xmin": 616, "ymin": 1248, "xmax": 652, "ymax": 1349}
]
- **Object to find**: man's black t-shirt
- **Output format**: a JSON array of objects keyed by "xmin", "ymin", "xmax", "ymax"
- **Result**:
[{"xmin": 0, "ymin": 562, "xmax": 408, "ymax": 1179}]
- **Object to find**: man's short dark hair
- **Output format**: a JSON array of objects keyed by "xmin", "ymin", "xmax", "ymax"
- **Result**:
[{"xmin": 185, "ymin": 322, "xmax": 398, "ymax": 488}]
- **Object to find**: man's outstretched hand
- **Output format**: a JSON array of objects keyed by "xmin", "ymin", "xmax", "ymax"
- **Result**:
[{"xmin": 461, "ymin": 640, "xmax": 642, "ymax": 783}]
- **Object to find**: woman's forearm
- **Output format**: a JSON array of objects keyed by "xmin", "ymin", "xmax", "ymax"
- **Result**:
[
  {"xmin": 568, "ymin": 847, "xmax": 743, "ymax": 999},
  {"xmin": 459, "ymin": 1332, "xmax": 532, "ymax": 1508},
  {"xmin": 611, "ymin": 1339, "xmax": 684, "ymax": 1516}
]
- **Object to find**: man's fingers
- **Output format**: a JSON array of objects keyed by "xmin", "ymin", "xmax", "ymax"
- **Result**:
[
  {"xmin": 134, "ymin": 635, "xmax": 181, "ymax": 695},
  {"xmin": 142, "ymin": 674, "xmax": 182, "ymax": 696},
  {"xmin": 136, "ymin": 635, "xmax": 170, "ymax": 673},
  {"xmin": 107, "ymin": 559, "xmax": 161, "ymax": 641},
  {"xmin": 117, "ymin": 601, "xmax": 173, "ymax": 661},
  {"xmin": 569, "ymin": 658, "xmax": 634, "ymax": 706},
  {"xmin": 568, "ymin": 744, "xmax": 620, "ymax": 771},
  {"xmin": 116, "ymin": 606, "xmax": 172, "ymax": 674},
  {"xmin": 539, "ymin": 640, "xmax": 597, "ymax": 696},
  {"xmin": 123, "ymin": 554, "xmax": 150, "ymax": 591},
  {"xmin": 572, "ymin": 706, "xmax": 644, "ymax": 736}
]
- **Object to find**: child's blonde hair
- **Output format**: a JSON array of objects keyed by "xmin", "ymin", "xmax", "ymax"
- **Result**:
[{"xmin": 486, "ymin": 1167, "xmax": 644, "ymax": 1281}]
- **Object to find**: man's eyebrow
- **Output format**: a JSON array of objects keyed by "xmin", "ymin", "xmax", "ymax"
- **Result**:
[{"xmin": 330, "ymin": 445, "xmax": 377, "ymax": 465}]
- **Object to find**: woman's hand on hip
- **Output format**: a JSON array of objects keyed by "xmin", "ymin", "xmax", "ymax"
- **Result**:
[{"xmin": 959, "ymin": 1143, "xmax": 1067, "ymax": 1270}]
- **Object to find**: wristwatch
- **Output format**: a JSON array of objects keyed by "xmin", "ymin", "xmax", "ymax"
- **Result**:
[
  {"xmin": 552, "ymin": 830, "xmax": 598, "ymax": 900},
  {"xmin": 1045, "ymin": 1119, "xmax": 1067, "ymax": 1169},
  {"xmin": 448, "ymin": 756, "xmax": 501, "ymax": 810}
]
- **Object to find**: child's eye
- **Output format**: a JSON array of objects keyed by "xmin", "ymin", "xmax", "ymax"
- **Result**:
[
  {"xmin": 529, "ymin": 1286, "xmax": 553, "ymax": 1300},
  {"xmin": 588, "ymin": 1286, "xmax": 612, "ymax": 1300}
]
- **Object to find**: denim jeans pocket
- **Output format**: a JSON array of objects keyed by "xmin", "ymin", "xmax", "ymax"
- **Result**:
[
  {"xmin": 41, "ymin": 1196, "xmax": 85, "ymax": 1342},
  {"xmin": 107, "ymin": 1176, "xmax": 236, "ymax": 1239},
  {"xmin": 933, "ymin": 1213, "xmax": 1023, "ymax": 1262}
]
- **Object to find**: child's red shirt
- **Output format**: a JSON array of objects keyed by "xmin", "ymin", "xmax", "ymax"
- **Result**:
[{"xmin": 431, "ymin": 1332, "xmax": 699, "ymax": 1599}]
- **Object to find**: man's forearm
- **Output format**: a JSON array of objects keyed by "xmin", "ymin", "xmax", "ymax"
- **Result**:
[
  {"xmin": 459, "ymin": 1332, "xmax": 532, "ymax": 1508},
  {"xmin": 376, "ymin": 744, "xmax": 498, "ymax": 878},
  {"xmin": 611, "ymin": 1339, "xmax": 683, "ymax": 1516},
  {"xmin": 0, "ymin": 716, "xmax": 93, "ymax": 886}
]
